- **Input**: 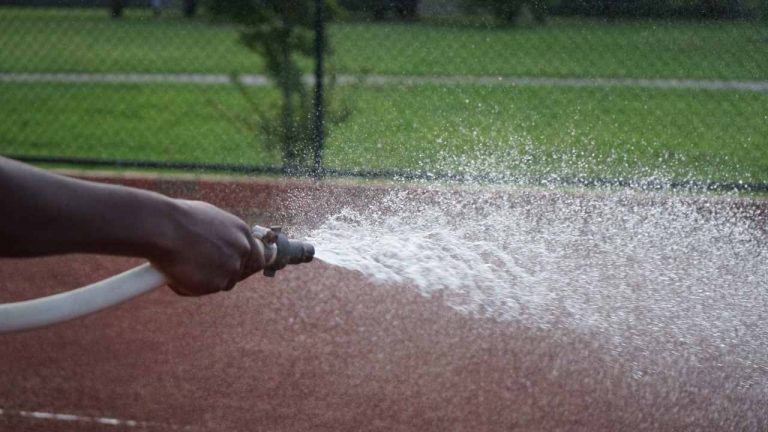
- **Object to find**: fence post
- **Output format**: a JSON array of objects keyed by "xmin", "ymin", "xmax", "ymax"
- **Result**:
[{"xmin": 311, "ymin": 0, "xmax": 325, "ymax": 179}]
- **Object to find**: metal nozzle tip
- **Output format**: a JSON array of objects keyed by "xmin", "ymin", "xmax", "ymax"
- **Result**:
[{"xmin": 303, "ymin": 243, "xmax": 315, "ymax": 262}]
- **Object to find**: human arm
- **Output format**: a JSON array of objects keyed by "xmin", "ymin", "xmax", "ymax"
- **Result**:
[{"xmin": 0, "ymin": 156, "xmax": 264, "ymax": 296}]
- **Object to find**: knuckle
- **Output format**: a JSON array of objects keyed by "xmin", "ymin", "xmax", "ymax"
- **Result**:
[
  {"xmin": 227, "ymin": 259, "xmax": 241, "ymax": 273},
  {"xmin": 224, "ymin": 278, "xmax": 238, "ymax": 291}
]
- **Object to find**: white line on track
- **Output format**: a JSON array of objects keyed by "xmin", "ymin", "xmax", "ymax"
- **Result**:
[
  {"xmin": 1, "ymin": 72, "xmax": 767, "ymax": 92},
  {"xmin": 0, "ymin": 407, "xmax": 195, "ymax": 430}
]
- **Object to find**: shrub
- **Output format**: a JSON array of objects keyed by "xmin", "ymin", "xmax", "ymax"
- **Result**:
[
  {"xmin": 338, "ymin": 0, "xmax": 420, "ymax": 20},
  {"xmin": 550, "ymin": 0, "xmax": 761, "ymax": 19},
  {"xmin": 463, "ymin": 0, "xmax": 549, "ymax": 25},
  {"xmin": 206, "ymin": 0, "xmax": 347, "ymax": 173}
]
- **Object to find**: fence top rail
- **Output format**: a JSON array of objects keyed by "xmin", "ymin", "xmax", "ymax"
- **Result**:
[{"xmin": 7, "ymin": 155, "xmax": 768, "ymax": 194}]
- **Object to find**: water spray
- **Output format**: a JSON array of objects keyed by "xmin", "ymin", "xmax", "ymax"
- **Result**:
[{"xmin": 0, "ymin": 225, "xmax": 314, "ymax": 334}]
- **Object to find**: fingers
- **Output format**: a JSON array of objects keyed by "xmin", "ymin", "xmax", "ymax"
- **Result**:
[
  {"xmin": 171, "ymin": 276, "xmax": 233, "ymax": 296},
  {"xmin": 239, "ymin": 224, "xmax": 257, "ymax": 280},
  {"xmin": 159, "ymin": 199, "xmax": 264, "ymax": 297},
  {"xmin": 239, "ymin": 226, "xmax": 266, "ymax": 281},
  {"xmin": 168, "ymin": 233, "xmax": 252, "ymax": 296},
  {"xmin": 223, "ymin": 275, "xmax": 238, "ymax": 292},
  {"xmin": 168, "ymin": 283, "xmax": 195, "ymax": 297}
]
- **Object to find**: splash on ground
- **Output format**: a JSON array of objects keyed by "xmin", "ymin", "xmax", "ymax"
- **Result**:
[{"xmin": 305, "ymin": 183, "xmax": 768, "ymax": 378}]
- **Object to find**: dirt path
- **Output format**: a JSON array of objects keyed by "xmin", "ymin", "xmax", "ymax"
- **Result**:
[{"xmin": 2, "ymin": 72, "xmax": 767, "ymax": 92}]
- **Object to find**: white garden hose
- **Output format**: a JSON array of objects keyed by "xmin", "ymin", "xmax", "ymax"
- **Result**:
[
  {"xmin": 0, "ymin": 263, "xmax": 166, "ymax": 333},
  {"xmin": 0, "ymin": 225, "xmax": 314, "ymax": 334}
]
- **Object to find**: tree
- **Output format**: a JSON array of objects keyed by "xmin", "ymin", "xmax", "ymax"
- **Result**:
[{"xmin": 207, "ymin": 0, "xmax": 345, "ymax": 173}]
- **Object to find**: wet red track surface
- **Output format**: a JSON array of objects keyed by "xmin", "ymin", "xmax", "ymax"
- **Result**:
[{"xmin": 1, "ymin": 174, "xmax": 766, "ymax": 431}]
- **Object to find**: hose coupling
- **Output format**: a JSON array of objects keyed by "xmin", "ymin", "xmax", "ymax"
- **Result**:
[{"xmin": 252, "ymin": 225, "xmax": 314, "ymax": 277}]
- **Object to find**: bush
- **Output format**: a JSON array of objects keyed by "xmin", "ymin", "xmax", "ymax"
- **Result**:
[
  {"xmin": 550, "ymin": 0, "xmax": 761, "ymax": 19},
  {"xmin": 463, "ymin": 0, "xmax": 549, "ymax": 25},
  {"xmin": 207, "ymin": 0, "xmax": 350, "ymax": 175},
  {"xmin": 205, "ymin": 0, "xmax": 345, "ymax": 172},
  {"xmin": 338, "ymin": 0, "xmax": 420, "ymax": 20}
]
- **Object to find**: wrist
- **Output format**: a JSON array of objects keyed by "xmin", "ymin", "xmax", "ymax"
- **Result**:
[{"xmin": 139, "ymin": 194, "xmax": 185, "ymax": 262}]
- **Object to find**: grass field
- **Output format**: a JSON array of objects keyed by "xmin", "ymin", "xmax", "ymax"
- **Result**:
[
  {"xmin": 0, "ymin": 82, "xmax": 282, "ymax": 164},
  {"xmin": 327, "ymin": 84, "xmax": 768, "ymax": 183},
  {"xmin": 333, "ymin": 20, "xmax": 768, "ymax": 80},
  {"xmin": 2, "ymin": 81, "xmax": 765, "ymax": 183},
  {"xmin": 0, "ymin": 7, "xmax": 766, "ymax": 185},
  {"xmin": 1, "ymin": 8, "xmax": 767, "ymax": 80}
]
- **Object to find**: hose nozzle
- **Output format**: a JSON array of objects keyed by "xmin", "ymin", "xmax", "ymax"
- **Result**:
[{"xmin": 252, "ymin": 225, "xmax": 314, "ymax": 277}]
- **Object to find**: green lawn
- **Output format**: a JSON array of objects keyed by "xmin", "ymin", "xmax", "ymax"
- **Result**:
[
  {"xmin": 0, "ymin": 8, "xmax": 766, "ymax": 80},
  {"xmin": 327, "ymin": 85, "xmax": 768, "ymax": 183},
  {"xmin": 2, "ymin": 81, "xmax": 765, "ymax": 184},
  {"xmin": 0, "ymin": 82, "xmax": 282, "ymax": 165},
  {"xmin": 1, "ymin": 7, "xmax": 766, "ymax": 186},
  {"xmin": 0, "ymin": 8, "xmax": 265, "ymax": 74},
  {"xmin": 333, "ymin": 20, "xmax": 768, "ymax": 80}
]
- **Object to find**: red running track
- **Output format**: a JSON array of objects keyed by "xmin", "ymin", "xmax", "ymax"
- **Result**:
[{"xmin": 0, "ymin": 173, "xmax": 765, "ymax": 431}]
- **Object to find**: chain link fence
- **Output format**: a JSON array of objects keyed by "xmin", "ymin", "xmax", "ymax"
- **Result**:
[{"xmin": 0, "ymin": 0, "xmax": 766, "ymax": 189}]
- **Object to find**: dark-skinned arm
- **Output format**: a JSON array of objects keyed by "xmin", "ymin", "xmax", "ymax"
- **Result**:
[{"xmin": 0, "ymin": 156, "xmax": 264, "ymax": 296}]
